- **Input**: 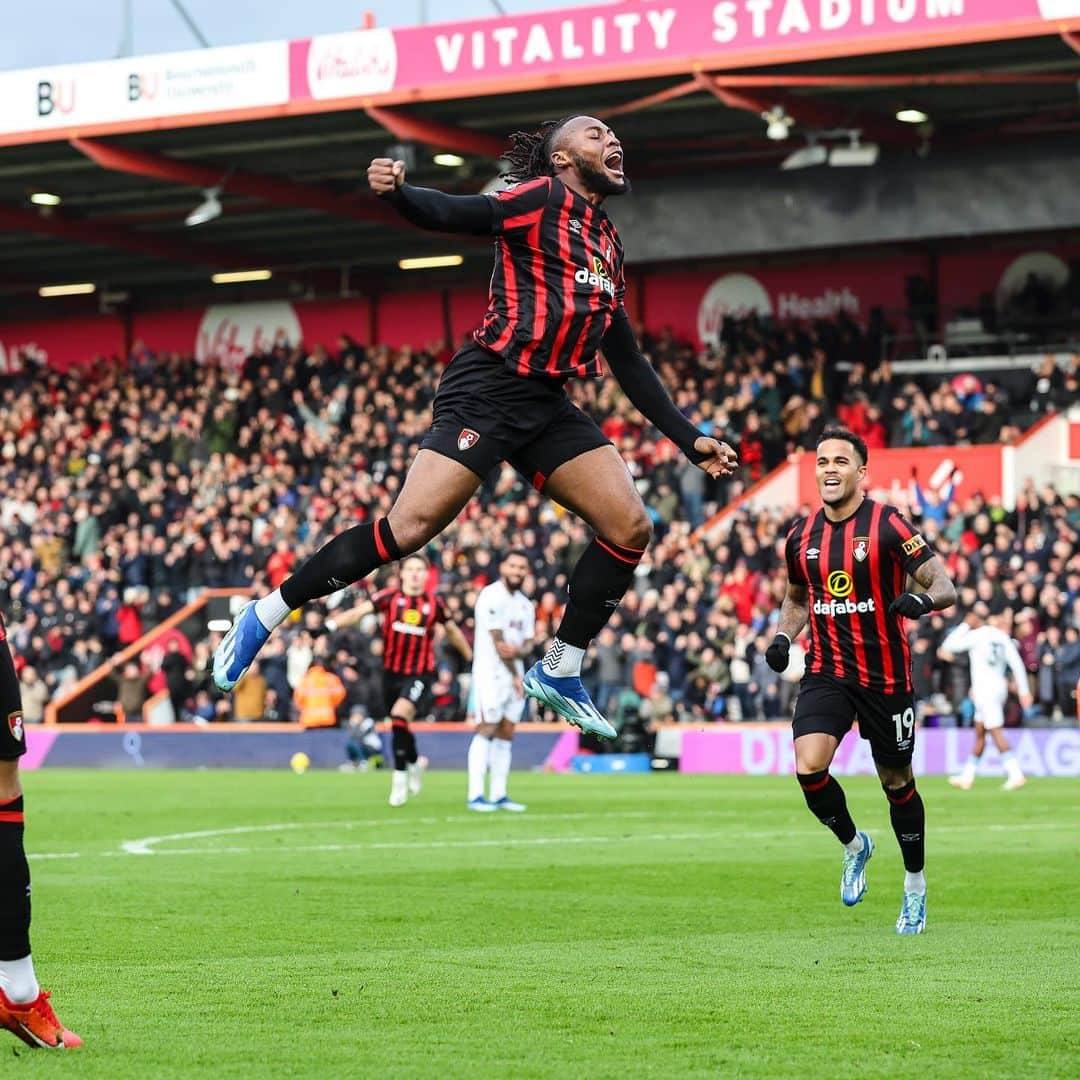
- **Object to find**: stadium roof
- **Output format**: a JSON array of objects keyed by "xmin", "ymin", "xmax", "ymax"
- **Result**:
[{"xmin": 0, "ymin": 1, "xmax": 1077, "ymax": 311}]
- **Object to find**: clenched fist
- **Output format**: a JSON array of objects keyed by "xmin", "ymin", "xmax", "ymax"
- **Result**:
[{"xmin": 368, "ymin": 158, "xmax": 406, "ymax": 196}]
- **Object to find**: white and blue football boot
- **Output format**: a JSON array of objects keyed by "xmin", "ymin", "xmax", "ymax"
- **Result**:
[
  {"xmin": 522, "ymin": 662, "xmax": 617, "ymax": 740},
  {"xmin": 467, "ymin": 796, "xmax": 497, "ymax": 813},
  {"xmin": 840, "ymin": 831, "xmax": 874, "ymax": 906},
  {"xmin": 896, "ymin": 891, "xmax": 927, "ymax": 935},
  {"xmin": 491, "ymin": 796, "xmax": 527, "ymax": 813},
  {"xmin": 212, "ymin": 600, "xmax": 272, "ymax": 692}
]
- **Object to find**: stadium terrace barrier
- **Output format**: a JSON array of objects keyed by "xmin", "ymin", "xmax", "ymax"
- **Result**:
[
  {"xmin": 21, "ymin": 722, "xmax": 570, "ymax": 772},
  {"xmin": 44, "ymin": 587, "xmax": 252, "ymax": 725},
  {"xmin": 677, "ymin": 723, "xmax": 1080, "ymax": 777}
]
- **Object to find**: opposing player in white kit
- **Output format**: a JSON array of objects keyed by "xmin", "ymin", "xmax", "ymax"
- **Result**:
[
  {"xmin": 938, "ymin": 604, "xmax": 1031, "ymax": 790},
  {"xmin": 467, "ymin": 551, "xmax": 536, "ymax": 812}
]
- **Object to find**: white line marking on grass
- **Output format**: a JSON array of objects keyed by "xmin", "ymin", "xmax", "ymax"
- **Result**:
[
  {"xmin": 116, "ymin": 808, "xmax": 700, "ymax": 856},
  {"xmin": 104, "ymin": 819, "xmax": 1076, "ymax": 860}
]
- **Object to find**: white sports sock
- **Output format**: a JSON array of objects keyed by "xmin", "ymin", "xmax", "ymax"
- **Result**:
[
  {"xmin": 0, "ymin": 954, "xmax": 39, "ymax": 1004},
  {"xmin": 904, "ymin": 870, "xmax": 927, "ymax": 895},
  {"xmin": 488, "ymin": 738, "xmax": 513, "ymax": 803},
  {"xmin": 467, "ymin": 735, "xmax": 492, "ymax": 802},
  {"xmin": 253, "ymin": 589, "xmax": 291, "ymax": 631},
  {"xmin": 1000, "ymin": 751, "xmax": 1023, "ymax": 778},
  {"xmin": 541, "ymin": 638, "xmax": 585, "ymax": 678},
  {"xmin": 843, "ymin": 833, "xmax": 864, "ymax": 855}
]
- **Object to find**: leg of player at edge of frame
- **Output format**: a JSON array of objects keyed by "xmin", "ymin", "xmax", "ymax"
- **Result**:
[
  {"xmin": 794, "ymin": 732, "xmax": 876, "ymax": 909},
  {"xmin": 0, "ymin": 757, "xmax": 82, "ymax": 1049},
  {"xmin": 212, "ymin": 450, "xmax": 481, "ymax": 693},
  {"xmin": 521, "ymin": 445, "xmax": 654, "ymax": 742}
]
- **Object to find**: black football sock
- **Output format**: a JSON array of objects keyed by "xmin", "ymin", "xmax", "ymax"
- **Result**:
[
  {"xmin": 554, "ymin": 536, "xmax": 645, "ymax": 649},
  {"xmin": 403, "ymin": 728, "xmax": 419, "ymax": 766},
  {"xmin": 280, "ymin": 518, "xmax": 401, "ymax": 609},
  {"xmin": 0, "ymin": 795, "xmax": 31, "ymax": 962},
  {"xmin": 390, "ymin": 719, "xmax": 411, "ymax": 772},
  {"xmin": 884, "ymin": 780, "xmax": 925, "ymax": 873},
  {"xmin": 797, "ymin": 771, "xmax": 858, "ymax": 846}
]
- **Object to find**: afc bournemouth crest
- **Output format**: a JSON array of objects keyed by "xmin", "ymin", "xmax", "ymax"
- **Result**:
[
  {"xmin": 8, "ymin": 711, "xmax": 23, "ymax": 744},
  {"xmin": 852, "ymin": 536, "xmax": 870, "ymax": 563},
  {"xmin": 457, "ymin": 428, "xmax": 480, "ymax": 452}
]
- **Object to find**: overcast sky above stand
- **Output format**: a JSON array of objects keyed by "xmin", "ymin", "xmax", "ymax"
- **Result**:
[{"xmin": 1, "ymin": 0, "xmax": 609, "ymax": 71}]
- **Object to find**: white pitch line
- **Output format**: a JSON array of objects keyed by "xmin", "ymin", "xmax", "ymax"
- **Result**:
[{"xmin": 24, "ymin": 818, "xmax": 1075, "ymax": 863}]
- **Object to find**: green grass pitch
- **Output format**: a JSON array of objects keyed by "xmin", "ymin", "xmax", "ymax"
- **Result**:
[{"xmin": 10, "ymin": 769, "xmax": 1079, "ymax": 1078}]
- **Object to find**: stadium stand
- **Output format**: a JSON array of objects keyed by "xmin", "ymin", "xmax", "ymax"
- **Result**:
[{"xmin": 2, "ymin": 315, "xmax": 1077, "ymax": 730}]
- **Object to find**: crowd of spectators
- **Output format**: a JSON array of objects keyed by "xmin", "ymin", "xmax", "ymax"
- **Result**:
[{"xmin": 0, "ymin": 312, "xmax": 1077, "ymax": 732}]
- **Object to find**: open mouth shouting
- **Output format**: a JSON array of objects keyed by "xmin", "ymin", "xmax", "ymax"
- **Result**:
[{"xmin": 603, "ymin": 148, "xmax": 624, "ymax": 177}]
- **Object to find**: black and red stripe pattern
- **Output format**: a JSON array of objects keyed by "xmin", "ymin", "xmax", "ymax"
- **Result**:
[
  {"xmin": 371, "ymin": 588, "xmax": 449, "ymax": 676},
  {"xmin": 475, "ymin": 177, "xmax": 624, "ymax": 380},
  {"xmin": 784, "ymin": 498, "xmax": 936, "ymax": 694}
]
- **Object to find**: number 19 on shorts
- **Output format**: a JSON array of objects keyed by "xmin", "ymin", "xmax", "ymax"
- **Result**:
[{"xmin": 892, "ymin": 706, "xmax": 915, "ymax": 750}]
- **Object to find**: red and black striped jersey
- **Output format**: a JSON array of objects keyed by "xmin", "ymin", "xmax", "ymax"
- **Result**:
[
  {"xmin": 784, "ymin": 498, "xmax": 936, "ymax": 694},
  {"xmin": 475, "ymin": 176, "xmax": 625, "ymax": 380},
  {"xmin": 371, "ymin": 588, "xmax": 449, "ymax": 676}
]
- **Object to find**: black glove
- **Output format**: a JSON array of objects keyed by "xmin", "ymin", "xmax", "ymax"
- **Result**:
[
  {"xmin": 889, "ymin": 592, "xmax": 934, "ymax": 618},
  {"xmin": 765, "ymin": 633, "xmax": 791, "ymax": 673}
]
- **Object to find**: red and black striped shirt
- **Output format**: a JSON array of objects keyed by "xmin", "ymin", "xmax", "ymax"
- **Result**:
[
  {"xmin": 784, "ymin": 498, "xmax": 936, "ymax": 694},
  {"xmin": 475, "ymin": 177, "xmax": 625, "ymax": 380},
  {"xmin": 371, "ymin": 588, "xmax": 449, "ymax": 676}
]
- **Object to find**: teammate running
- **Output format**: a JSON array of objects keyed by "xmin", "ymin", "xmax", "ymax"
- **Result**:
[
  {"xmin": 467, "ymin": 551, "xmax": 536, "ymax": 813},
  {"xmin": 326, "ymin": 554, "xmax": 472, "ymax": 807},
  {"xmin": 214, "ymin": 116, "xmax": 738, "ymax": 739},
  {"xmin": 938, "ymin": 604, "xmax": 1031, "ymax": 790},
  {"xmin": 766, "ymin": 428, "xmax": 957, "ymax": 935},
  {"xmin": 0, "ymin": 612, "xmax": 82, "ymax": 1050}
]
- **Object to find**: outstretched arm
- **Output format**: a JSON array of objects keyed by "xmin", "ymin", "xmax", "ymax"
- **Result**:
[
  {"xmin": 368, "ymin": 158, "xmax": 494, "ymax": 235},
  {"xmin": 602, "ymin": 308, "xmax": 738, "ymax": 479},
  {"xmin": 325, "ymin": 600, "xmax": 374, "ymax": 633}
]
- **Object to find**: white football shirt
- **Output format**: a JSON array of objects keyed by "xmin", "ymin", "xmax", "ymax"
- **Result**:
[
  {"xmin": 940, "ymin": 623, "xmax": 1028, "ymax": 697},
  {"xmin": 472, "ymin": 580, "xmax": 535, "ymax": 685}
]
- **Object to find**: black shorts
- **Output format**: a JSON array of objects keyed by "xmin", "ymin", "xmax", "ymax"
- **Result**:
[
  {"xmin": 0, "ymin": 631, "xmax": 26, "ymax": 761},
  {"xmin": 792, "ymin": 673, "xmax": 917, "ymax": 767},
  {"xmin": 383, "ymin": 673, "xmax": 435, "ymax": 719},
  {"xmin": 420, "ymin": 342, "xmax": 611, "ymax": 489}
]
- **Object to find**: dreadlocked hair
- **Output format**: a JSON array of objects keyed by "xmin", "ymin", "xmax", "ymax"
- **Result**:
[{"xmin": 501, "ymin": 117, "xmax": 576, "ymax": 184}]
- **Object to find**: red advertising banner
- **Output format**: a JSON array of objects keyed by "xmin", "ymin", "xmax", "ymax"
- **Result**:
[
  {"xmin": 643, "ymin": 256, "xmax": 925, "ymax": 346},
  {"xmin": 0, "ymin": 313, "xmax": 124, "ymax": 373},
  {"xmin": 795, "ymin": 444, "xmax": 1004, "ymax": 507},
  {"xmin": 938, "ymin": 245, "xmax": 1080, "ymax": 313},
  {"xmin": 1, "ymin": 1, "xmax": 1077, "ymax": 145}
]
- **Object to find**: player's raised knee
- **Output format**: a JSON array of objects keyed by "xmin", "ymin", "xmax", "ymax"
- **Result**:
[{"xmin": 609, "ymin": 508, "xmax": 652, "ymax": 553}]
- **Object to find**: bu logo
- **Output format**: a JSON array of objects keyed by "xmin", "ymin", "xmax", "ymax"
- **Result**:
[
  {"xmin": 457, "ymin": 428, "xmax": 480, "ymax": 451},
  {"xmin": 852, "ymin": 536, "xmax": 870, "ymax": 563},
  {"xmin": 8, "ymin": 711, "xmax": 23, "ymax": 744}
]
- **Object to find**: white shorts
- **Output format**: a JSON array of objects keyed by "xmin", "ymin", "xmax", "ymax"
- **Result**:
[
  {"xmin": 972, "ymin": 689, "xmax": 1007, "ymax": 730},
  {"xmin": 474, "ymin": 678, "xmax": 527, "ymax": 725}
]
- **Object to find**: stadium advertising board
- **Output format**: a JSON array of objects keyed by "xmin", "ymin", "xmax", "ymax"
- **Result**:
[
  {"xmin": 680, "ymin": 725, "xmax": 1080, "ymax": 776},
  {"xmin": 1, "ymin": 1, "xmax": 1077, "ymax": 144}
]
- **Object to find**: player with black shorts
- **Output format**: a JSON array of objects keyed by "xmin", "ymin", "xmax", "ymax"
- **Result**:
[
  {"xmin": 214, "ymin": 115, "xmax": 738, "ymax": 744},
  {"xmin": 766, "ymin": 428, "xmax": 956, "ymax": 935},
  {"xmin": 0, "ymin": 612, "xmax": 81, "ymax": 1049},
  {"xmin": 325, "ymin": 554, "xmax": 472, "ymax": 807}
]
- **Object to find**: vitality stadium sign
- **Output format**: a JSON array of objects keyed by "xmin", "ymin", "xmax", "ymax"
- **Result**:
[{"xmin": 1, "ymin": 0, "xmax": 1077, "ymax": 144}]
